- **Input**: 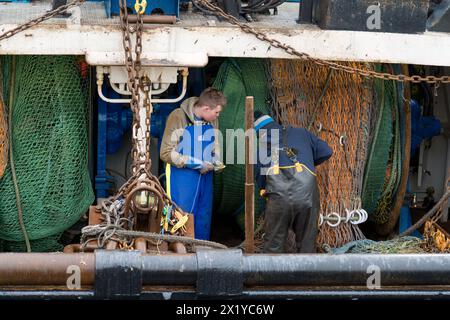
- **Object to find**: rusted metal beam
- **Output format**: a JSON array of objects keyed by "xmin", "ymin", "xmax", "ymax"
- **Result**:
[
  {"xmin": 245, "ymin": 96, "xmax": 255, "ymax": 253},
  {"xmin": 0, "ymin": 253, "xmax": 94, "ymax": 285}
]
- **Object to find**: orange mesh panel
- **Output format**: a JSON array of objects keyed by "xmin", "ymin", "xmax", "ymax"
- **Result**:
[{"xmin": 269, "ymin": 59, "xmax": 376, "ymax": 249}]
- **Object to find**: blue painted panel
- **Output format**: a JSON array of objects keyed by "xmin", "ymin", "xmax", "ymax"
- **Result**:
[
  {"xmin": 109, "ymin": 0, "xmax": 180, "ymax": 17},
  {"xmin": 0, "ymin": 0, "xmax": 31, "ymax": 3}
]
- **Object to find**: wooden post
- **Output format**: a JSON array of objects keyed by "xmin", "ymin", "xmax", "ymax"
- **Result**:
[{"xmin": 245, "ymin": 96, "xmax": 255, "ymax": 253}]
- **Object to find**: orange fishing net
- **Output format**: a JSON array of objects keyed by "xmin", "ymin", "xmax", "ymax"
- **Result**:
[{"xmin": 269, "ymin": 59, "xmax": 377, "ymax": 249}]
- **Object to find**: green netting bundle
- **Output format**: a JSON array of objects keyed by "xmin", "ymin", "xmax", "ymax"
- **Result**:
[
  {"xmin": 362, "ymin": 64, "xmax": 406, "ymax": 225},
  {"xmin": 330, "ymin": 236, "xmax": 427, "ymax": 254},
  {"xmin": 1, "ymin": 234, "xmax": 64, "ymax": 252},
  {"xmin": 212, "ymin": 58, "xmax": 269, "ymax": 231},
  {"xmin": 0, "ymin": 55, "xmax": 94, "ymax": 251}
]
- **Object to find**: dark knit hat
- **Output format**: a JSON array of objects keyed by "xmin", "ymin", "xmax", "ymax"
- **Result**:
[{"xmin": 254, "ymin": 111, "xmax": 274, "ymax": 131}]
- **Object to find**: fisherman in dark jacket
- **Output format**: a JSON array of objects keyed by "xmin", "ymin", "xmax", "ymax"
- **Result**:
[{"xmin": 254, "ymin": 112, "xmax": 333, "ymax": 253}]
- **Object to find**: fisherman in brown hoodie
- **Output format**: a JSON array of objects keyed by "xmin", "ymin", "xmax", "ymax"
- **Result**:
[{"xmin": 160, "ymin": 88, "xmax": 226, "ymax": 240}]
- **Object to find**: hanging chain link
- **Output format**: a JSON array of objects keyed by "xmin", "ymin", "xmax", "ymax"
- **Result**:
[
  {"xmin": 118, "ymin": 0, "xmax": 151, "ymax": 173},
  {"xmin": 194, "ymin": 0, "xmax": 450, "ymax": 84},
  {"xmin": 141, "ymin": 76, "xmax": 152, "ymax": 165},
  {"xmin": 0, "ymin": 0, "xmax": 86, "ymax": 42}
]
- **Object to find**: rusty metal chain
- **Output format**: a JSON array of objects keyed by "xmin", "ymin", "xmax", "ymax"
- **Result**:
[
  {"xmin": 142, "ymin": 76, "xmax": 152, "ymax": 168},
  {"xmin": 116, "ymin": 1, "xmax": 188, "ymax": 228},
  {"xmin": 0, "ymin": 0, "xmax": 86, "ymax": 42},
  {"xmin": 119, "ymin": 0, "xmax": 148, "ymax": 173},
  {"xmin": 103, "ymin": 5, "xmax": 185, "ymax": 229},
  {"xmin": 195, "ymin": 0, "xmax": 450, "ymax": 84}
]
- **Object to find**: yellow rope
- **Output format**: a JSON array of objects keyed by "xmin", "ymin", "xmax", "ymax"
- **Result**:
[{"xmin": 165, "ymin": 163, "xmax": 172, "ymax": 199}]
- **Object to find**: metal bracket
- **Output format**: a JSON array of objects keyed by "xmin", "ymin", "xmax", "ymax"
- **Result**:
[
  {"xmin": 95, "ymin": 250, "xmax": 142, "ymax": 299},
  {"xmin": 196, "ymin": 249, "xmax": 243, "ymax": 297},
  {"xmin": 96, "ymin": 66, "xmax": 189, "ymax": 104}
]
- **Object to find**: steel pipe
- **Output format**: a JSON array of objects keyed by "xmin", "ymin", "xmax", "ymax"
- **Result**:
[
  {"xmin": 0, "ymin": 253, "xmax": 94, "ymax": 285},
  {"xmin": 137, "ymin": 252, "xmax": 450, "ymax": 287},
  {"xmin": 3, "ymin": 251, "xmax": 450, "ymax": 288},
  {"xmin": 242, "ymin": 254, "xmax": 450, "ymax": 286},
  {"xmin": 141, "ymin": 254, "xmax": 197, "ymax": 285}
]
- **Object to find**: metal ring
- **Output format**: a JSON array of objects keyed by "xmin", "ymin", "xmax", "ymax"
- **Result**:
[
  {"xmin": 326, "ymin": 212, "xmax": 341, "ymax": 228},
  {"xmin": 356, "ymin": 209, "xmax": 365, "ymax": 224},
  {"xmin": 132, "ymin": 123, "xmax": 139, "ymax": 139},
  {"xmin": 350, "ymin": 210, "xmax": 362, "ymax": 225},
  {"xmin": 360, "ymin": 209, "xmax": 368, "ymax": 223},
  {"xmin": 345, "ymin": 209, "xmax": 352, "ymax": 223},
  {"xmin": 358, "ymin": 209, "xmax": 367, "ymax": 224},
  {"xmin": 319, "ymin": 214, "xmax": 324, "ymax": 227},
  {"xmin": 357, "ymin": 209, "xmax": 365, "ymax": 223},
  {"xmin": 317, "ymin": 122, "xmax": 323, "ymax": 132},
  {"xmin": 358, "ymin": 209, "xmax": 367, "ymax": 223}
]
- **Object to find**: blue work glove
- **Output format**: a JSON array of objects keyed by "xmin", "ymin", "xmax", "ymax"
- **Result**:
[
  {"xmin": 199, "ymin": 161, "xmax": 214, "ymax": 174},
  {"xmin": 184, "ymin": 156, "xmax": 204, "ymax": 170},
  {"xmin": 185, "ymin": 157, "xmax": 214, "ymax": 174}
]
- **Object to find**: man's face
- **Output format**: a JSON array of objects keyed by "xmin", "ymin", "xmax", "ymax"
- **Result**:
[{"xmin": 200, "ymin": 105, "xmax": 222, "ymax": 122}]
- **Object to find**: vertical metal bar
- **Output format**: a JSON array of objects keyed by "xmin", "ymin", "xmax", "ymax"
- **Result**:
[
  {"xmin": 245, "ymin": 96, "xmax": 255, "ymax": 253},
  {"xmin": 87, "ymin": 65, "xmax": 95, "ymax": 189},
  {"xmin": 95, "ymin": 82, "xmax": 109, "ymax": 199},
  {"xmin": 418, "ymin": 142, "xmax": 425, "ymax": 186}
]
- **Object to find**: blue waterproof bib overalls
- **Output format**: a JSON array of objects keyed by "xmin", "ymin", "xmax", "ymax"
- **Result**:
[{"xmin": 166, "ymin": 122, "xmax": 215, "ymax": 240}]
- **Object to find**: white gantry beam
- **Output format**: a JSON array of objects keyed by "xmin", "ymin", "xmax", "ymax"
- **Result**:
[{"xmin": 1, "ymin": 22, "xmax": 449, "ymax": 67}]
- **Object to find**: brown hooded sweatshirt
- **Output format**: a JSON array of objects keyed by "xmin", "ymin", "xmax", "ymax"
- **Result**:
[{"xmin": 160, "ymin": 97, "xmax": 220, "ymax": 168}]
